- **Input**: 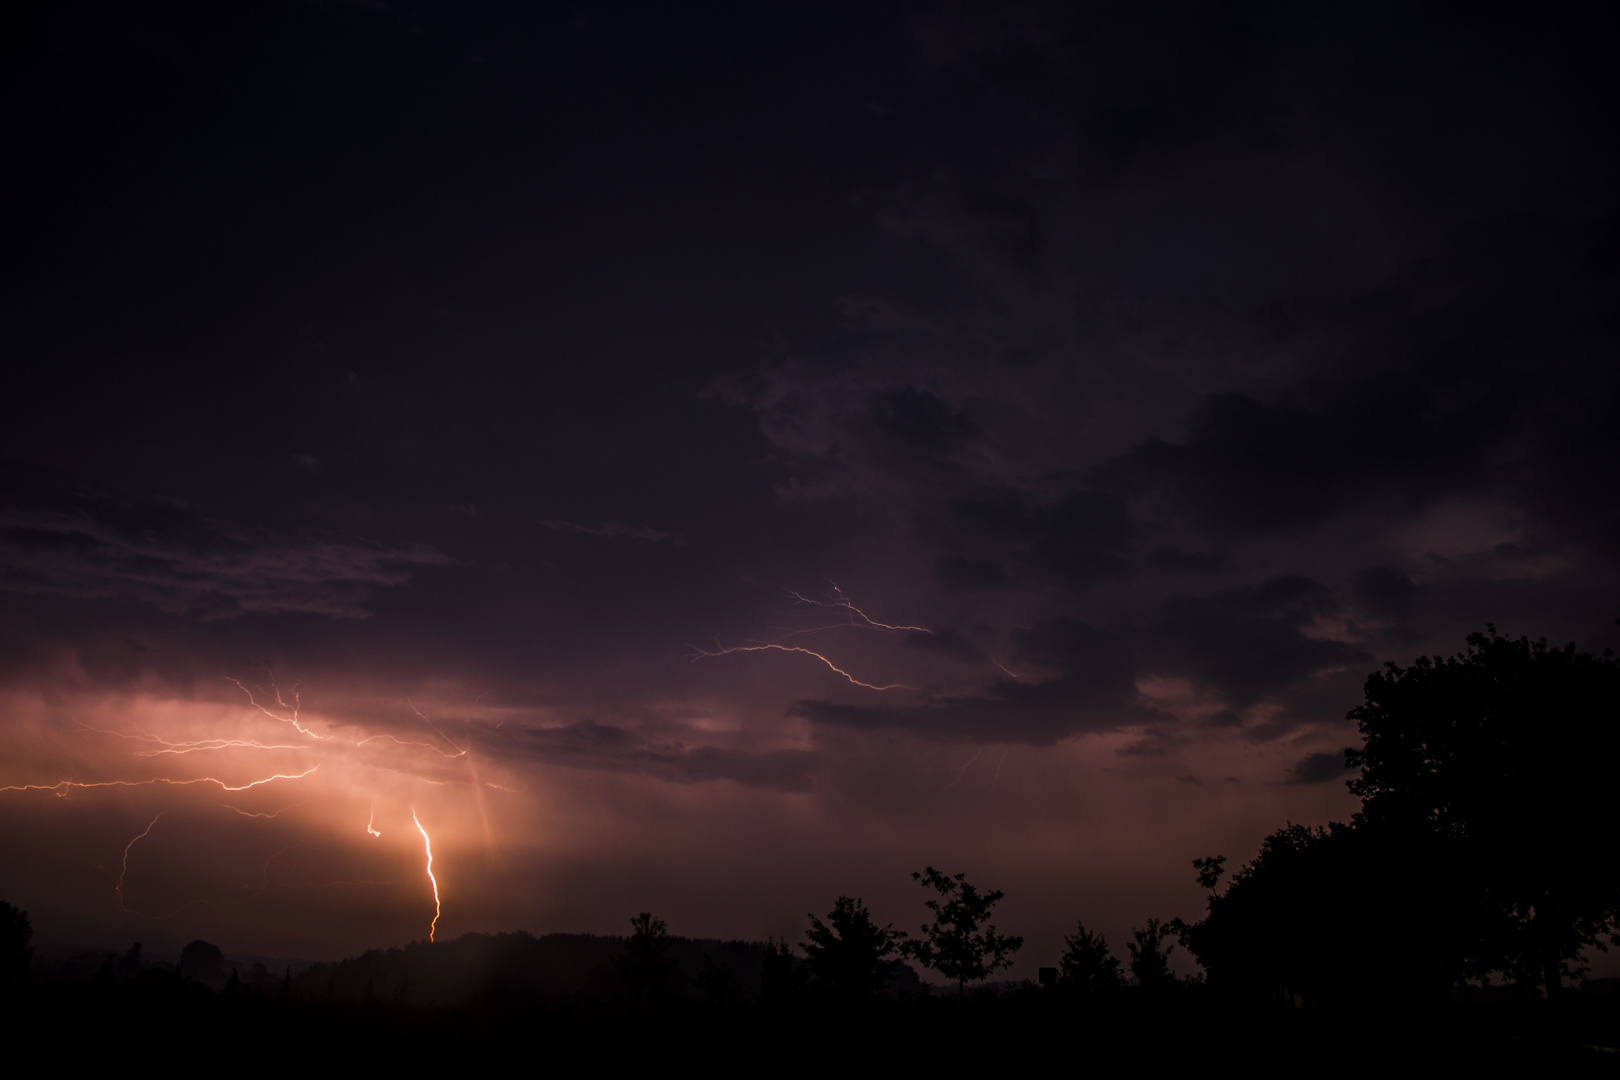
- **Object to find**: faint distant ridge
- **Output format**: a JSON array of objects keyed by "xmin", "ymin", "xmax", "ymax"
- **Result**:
[{"xmin": 291, "ymin": 930, "xmax": 922, "ymax": 1006}]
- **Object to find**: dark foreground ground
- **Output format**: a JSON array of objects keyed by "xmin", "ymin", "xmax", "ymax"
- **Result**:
[{"xmin": 10, "ymin": 979, "xmax": 1618, "ymax": 1072}]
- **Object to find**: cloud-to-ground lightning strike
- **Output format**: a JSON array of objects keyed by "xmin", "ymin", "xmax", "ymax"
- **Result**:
[
  {"xmin": 689, "ymin": 642, "xmax": 917, "ymax": 691},
  {"xmin": 1, "ymin": 673, "xmax": 500, "ymax": 941},
  {"xmin": 412, "ymin": 809, "xmax": 441, "ymax": 942}
]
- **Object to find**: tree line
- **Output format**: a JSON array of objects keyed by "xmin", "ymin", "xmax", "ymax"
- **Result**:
[{"xmin": 4, "ymin": 627, "xmax": 1617, "ymax": 1016}]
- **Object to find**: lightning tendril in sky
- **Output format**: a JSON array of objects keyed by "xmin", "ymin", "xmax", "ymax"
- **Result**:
[
  {"xmin": 115, "ymin": 813, "xmax": 163, "ymax": 913},
  {"xmin": 689, "ymin": 642, "xmax": 918, "ymax": 691},
  {"xmin": 692, "ymin": 587, "xmax": 933, "ymax": 690}
]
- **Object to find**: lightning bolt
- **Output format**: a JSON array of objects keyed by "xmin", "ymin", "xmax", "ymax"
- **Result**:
[
  {"xmin": 115, "ymin": 813, "xmax": 163, "ymax": 913},
  {"xmin": 412, "ymin": 808, "xmax": 441, "ymax": 943},
  {"xmin": 229, "ymin": 676, "xmax": 324, "ymax": 739},
  {"xmin": 3, "ymin": 675, "xmax": 492, "ymax": 934},
  {"xmin": 220, "ymin": 804, "xmax": 295, "ymax": 819},
  {"xmin": 788, "ymin": 585, "xmax": 931, "ymax": 633},
  {"xmin": 1, "ymin": 766, "xmax": 320, "ymax": 796},
  {"xmin": 689, "ymin": 643, "xmax": 917, "ymax": 691},
  {"xmin": 947, "ymin": 748, "xmax": 984, "ymax": 788}
]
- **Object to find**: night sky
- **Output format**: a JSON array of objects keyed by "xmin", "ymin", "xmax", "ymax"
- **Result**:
[{"xmin": 3, "ymin": 1, "xmax": 1617, "ymax": 977}]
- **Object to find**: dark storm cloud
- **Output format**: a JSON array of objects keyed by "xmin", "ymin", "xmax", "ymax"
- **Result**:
[
  {"xmin": 1098, "ymin": 378, "xmax": 1513, "ymax": 536},
  {"xmin": 1354, "ymin": 566, "xmax": 1418, "ymax": 620},
  {"xmin": 489, "ymin": 720, "xmax": 818, "ymax": 793},
  {"xmin": 0, "ymin": 468, "xmax": 445, "ymax": 619},
  {"xmin": 1137, "ymin": 577, "xmax": 1367, "ymax": 712},
  {"xmin": 1289, "ymin": 750, "xmax": 1352, "ymax": 786},
  {"xmin": 932, "ymin": 555, "xmax": 1015, "ymax": 592},
  {"xmin": 789, "ymin": 618, "xmax": 1165, "ymax": 746},
  {"xmin": 953, "ymin": 489, "xmax": 1136, "ymax": 585},
  {"xmin": 539, "ymin": 519, "xmax": 677, "ymax": 543},
  {"xmin": 900, "ymin": 627, "xmax": 986, "ymax": 665}
]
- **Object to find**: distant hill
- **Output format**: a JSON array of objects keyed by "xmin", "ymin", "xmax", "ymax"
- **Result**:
[{"xmin": 291, "ymin": 931, "xmax": 924, "ymax": 1004}]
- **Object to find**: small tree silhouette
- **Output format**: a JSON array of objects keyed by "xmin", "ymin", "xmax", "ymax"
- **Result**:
[
  {"xmin": 614, "ymin": 912, "xmax": 681, "ymax": 1004},
  {"xmin": 1058, "ymin": 920, "xmax": 1123, "ymax": 994},
  {"xmin": 179, "ymin": 940, "xmax": 225, "ymax": 986},
  {"xmin": 901, "ymin": 867, "xmax": 1023, "ymax": 1001},
  {"xmin": 0, "ymin": 901, "xmax": 32, "ymax": 994},
  {"xmin": 1127, "ymin": 918, "xmax": 1177, "ymax": 990},
  {"xmin": 760, "ymin": 937, "xmax": 806, "ymax": 1004},
  {"xmin": 803, "ymin": 896, "xmax": 907, "ymax": 1001}
]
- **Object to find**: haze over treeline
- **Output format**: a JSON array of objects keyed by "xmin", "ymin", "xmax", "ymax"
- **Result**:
[{"xmin": 1, "ymin": 0, "xmax": 1617, "ymax": 983}]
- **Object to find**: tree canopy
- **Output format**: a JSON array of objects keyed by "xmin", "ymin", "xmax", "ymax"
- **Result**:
[
  {"xmin": 901, "ymin": 867, "xmax": 1022, "ymax": 1000},
  {"xmin": 1058, "ymin": 921, "xmax": 1123, "ymax": 994},
  {"xmin": 614, "ymin": 912, "xmax": 681, "ymax": 1004},
  {"xmin": 1348, "ymin": 628, "xmax": 1620, "ymax": 995},
  {"xmin": 802, "ymin": 896, "xmax": 907, "ymax": 1001},
  {"xmin": 1183, "ymin": 627, "xmax": 1620, "ymax": 1002}
]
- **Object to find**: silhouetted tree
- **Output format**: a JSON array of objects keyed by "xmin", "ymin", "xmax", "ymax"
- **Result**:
[
  {"xmin": 901, "ymin": 867, "xmax": 1022, "ymax": 1001},
  {"xmin": 179, "ymin": 940, "xmax": 225, "ymax": 986},
  {"xmin": 695, "ymin": 954, "xmax": 742, "ymax": 1007},
  {"xmin": 802, "ymin": 896, "xmax": 906, "ymax": 1001},
  {"xmin": 1180, "ymin": 824, "xmax": 1479, "ymax": 1006},
  {"xmin": 614, "ymin": 912, "xmax": 681, "ymax": 1005},
  {"xmin": 1347, "ymin": 627, "xmax": 1620, "ymax": 999},
  {"xmin": 760, "ymin": 937, "xmax": 805, "ymax": 1004},
  {"xmin": 1127, "ymin": 918, "xmax": 1176, "ymax": 990},
  {"xmin": 1192, "ymin": 856, "xmax": 1227, "ymax": 891},
  {"xmin": 116, "ymin": 942, "xmax": 143, "ymax": 979},
  {"xmin": 1, "ymin": 901, "xmax": 32, "ymax": 992},
  {"xmin": 1058, "ymin": 921, "xmax": 1123, "ymax": 994}
]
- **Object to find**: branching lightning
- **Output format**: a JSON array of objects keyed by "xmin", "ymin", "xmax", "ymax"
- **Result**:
[
  {"xmin": 228, "ymin": 675, "xmax": 324, "ymax": 739},
  {"xmin": 0, "ymin": 766, "xmax": 319, "ymax": 796},
  {"xmin": 1, "ymin": 673, "xmax": 495, "ymax": 936},
  {"xmin": 689, "ymin": 642, "xmax": 917, "ymax": 691},
  {"xmin": 412, "ymin": 808, "xmax": 441, "ymax": 942},
  {"xmin": 693, "ymin": 586, "xmax": 938, "ymax": 691},
  {"xmin": 787, "ymin": 585, "xmax": 931, "ymax": 633}
]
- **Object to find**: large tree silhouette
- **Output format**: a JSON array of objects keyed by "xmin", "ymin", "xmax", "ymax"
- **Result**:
[
  {"xmin": 1185, "ymin": 627, "xmax": 1620, "ymax": 1004},
  {"xmin": 1348, "ymin": 628, "xmax": 1620, "ymax": 997}
]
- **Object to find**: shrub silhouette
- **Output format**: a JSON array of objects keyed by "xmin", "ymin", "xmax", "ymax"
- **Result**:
[
  {"xmin": 802, "ymin": 897, "xmax": 906, "ymax": 1001},
  {"xmin": 614, "ymin": 913, "xmax": 681, "ymax": 1005},
  {"xmin": 1058, "ymin": 921, "xmax": 1123, "ymax": 995},
  {"xmin": 0, "ymin": 901, "xmax": 31, "ymax": 993},
  {"xmin": 1126, "ymin": 918, "xmax": 1176, "ymax": 991}
]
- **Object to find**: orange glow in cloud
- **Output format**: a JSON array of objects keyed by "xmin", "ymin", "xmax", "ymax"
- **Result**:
[{"xmin": 0, "ymin": 677, "xmax": 514, "ymax": 947}]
